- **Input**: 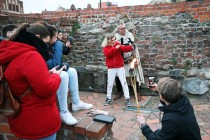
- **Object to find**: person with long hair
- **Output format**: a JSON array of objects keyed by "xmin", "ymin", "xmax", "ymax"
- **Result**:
[
  {"xmin": 103, "ymin": 34, "xmax": 133, "ymax": 107},
  {"xmin": 42, "ymin": 23, "xmax": 93, "ymax": 125},
  {"xmin": 0, "ymin": 23, "xmax": 64, "ymax": 139}
]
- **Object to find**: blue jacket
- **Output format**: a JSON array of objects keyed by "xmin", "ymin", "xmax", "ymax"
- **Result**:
[{"xmin": 46, "ymin": 40, "xmax": 70, "ymax": 70}]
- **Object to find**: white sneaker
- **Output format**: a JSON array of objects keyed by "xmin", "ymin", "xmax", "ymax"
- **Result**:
[
  {"xmin": 60, "ymin": 111, "xmax": 78, "ymax": 125},
  {"xmin": 72, "ymin": 101, "xmax": 93, "ymax": 112}
]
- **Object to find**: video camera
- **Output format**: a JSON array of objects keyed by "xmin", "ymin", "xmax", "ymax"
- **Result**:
[{"xmin": 67, "ymin": 36, "xmax": 74, "ymax": 44}]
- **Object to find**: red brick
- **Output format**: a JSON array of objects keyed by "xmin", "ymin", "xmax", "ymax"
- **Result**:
[
  {"xmin": 120, "ymin": 126, "xmax": 137, "ymax": 133},
  {"xmin": 149, "ymin": 123, "xmax": 159, "ymax": 131},
  {"xmin": 0, "ymin": 116, "xmax": 8, "ymax": 123},
  {"xmin": 72, "ymin": 110, "xmax": 90, "ymax": 119},
  {"xmin": 74, "ymin": 117, "xmax": 93, "ymax": 135},
  {"xmin": 87, "ymin": 95, "xmax": 94, "ymax": 101},
  {"xmin": 202, "ymin": 135, "xmax": 210, "ymax": 140},
  {"xmin": 0, "ymin": 123, "xmax": 11, "ymax": 133},
  {"xmin": 62, "ymin": 123, "xmax": 74, "ymax": 131},
  {"xmin": 5, "ymin": 134, "xmax": 19, "ymax": 140},
  {"xmin": 113, "ymin": 129, "xmax": 125, "ymax": 140},
  {"xmin": 146, "ymin": 119, "xmax": 160, "ymax": 124},
  {"xmin": 112, "ymin": 104, "xmax": 120, "ymax": 110},
  {"xmin": 92, "ymin": 93, "xmax": 99, "ymax": 98},
  {"xmin": 119, "ymin": 131, "xmax": 132, "ymax": 140},
  {"xmin": 206, "ymin": 129, "xmax": 210, "ymax": 135},
  {"xmin": 86, "ymin": 121, "xmax": 107, "ymax": 139}
]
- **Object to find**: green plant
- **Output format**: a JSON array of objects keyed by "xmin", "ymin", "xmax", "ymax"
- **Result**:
[
  {"xmin": 171, "ymin": 58, "xmax": 177, "ymax": 65},
  {"xmin": 184, "ymin": 60, "xmax": 192, "ymax": 70},
  {"xmin": 69, "ymin": 22, "xmax": 80, "ymax": 36}
]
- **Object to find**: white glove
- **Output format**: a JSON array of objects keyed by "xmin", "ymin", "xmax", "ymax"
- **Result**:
[{"xmin": 89, "ymin": 109, "xmax": 109, "ymax": 115}]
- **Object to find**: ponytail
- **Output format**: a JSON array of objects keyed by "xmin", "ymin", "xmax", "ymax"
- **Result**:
[
  {"xmin": 9, "ymin": 23, "xmax": 29, "ymax": 41},
  {"xmin": 8, "ymin": 23, "xmax": 50, "ymax": 61}
]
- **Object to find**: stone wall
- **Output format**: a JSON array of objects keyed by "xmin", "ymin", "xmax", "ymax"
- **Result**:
[
  {"xmin": 0, "ymin": 1, "xmax": 210, "ymax": 138},
  {"xmin": 33, "ymin": 0, "xmax": 210, "ymax": 23},
  {"xmin": 0, "ymin": 0, "xmax": 209, "ymax": 89}
]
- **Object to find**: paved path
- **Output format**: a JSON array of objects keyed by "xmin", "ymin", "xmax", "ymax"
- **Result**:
[{"xmin": 78, "ymin": 91, "xmax": 210, "ymax": 140}]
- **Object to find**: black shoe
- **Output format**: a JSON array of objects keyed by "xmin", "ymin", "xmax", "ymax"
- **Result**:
[
  {"xmin": 104, "ymin": 98, "xmax": 111, "ymax": 106},
  {"xmin": 126, "ymin": 98, "xmax": 132, "ymax": 107}
]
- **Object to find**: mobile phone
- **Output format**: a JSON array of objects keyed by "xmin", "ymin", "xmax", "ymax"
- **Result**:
[{"xmin": 148, "ymin": 77, "xmax": 154, "ymax": 87}]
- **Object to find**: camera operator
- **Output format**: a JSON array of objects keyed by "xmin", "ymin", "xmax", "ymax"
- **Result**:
[
  {"xmin": 136, "ymin": 77, "xmax": 201, "ymax": 140},
  {"xmin": 63, "ymin": 36, "xmax": 74, "ymax": 55},
  {"xmin": 57, "ymin": 29, "xmax": 74, "ymax": 55}
]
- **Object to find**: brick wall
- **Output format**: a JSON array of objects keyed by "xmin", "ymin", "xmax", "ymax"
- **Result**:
[
  {"xmin": 0, "ymin": 116, "xmax": 18, "ymax": 139},
  {"xmin": 3, "ymin": 0, "xmax": 208, "ymax": 23},
  {"xmin": 38, "ymin": 0, "xmax": 210, "ymax": 23},
  {"xmin": 0, "ymin": 1, "xmax": 209, "ymax": 137}
]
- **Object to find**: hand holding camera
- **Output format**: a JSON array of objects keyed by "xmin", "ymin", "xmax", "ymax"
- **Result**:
[
  {"xmin": 148, "ymin": 77, "xmax": 158, "ymax": 91},
  {"xmin": 65, "ymin": 41, "xmax": 71, "ymax": 48},
  {"xmin": 65, "ymin": 36, "xmax": 74, "ymax": 48}
]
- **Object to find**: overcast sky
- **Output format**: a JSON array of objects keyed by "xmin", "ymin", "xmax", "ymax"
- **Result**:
[{"xmin": 22, "ymin": 0, "xmax": 151, "ymax": 13}]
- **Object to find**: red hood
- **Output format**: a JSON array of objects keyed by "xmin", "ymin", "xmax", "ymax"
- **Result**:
[{"xmin": 0, "ymin": 40, "xmax": 37, "ymax": 65}]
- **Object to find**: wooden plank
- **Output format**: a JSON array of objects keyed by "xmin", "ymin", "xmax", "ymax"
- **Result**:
[
  {"xmin": 74, "ymin": 117, "xmax": 93, "ymax": 135},
  {"xmin": 86, "ymin": 121, "xmax": 107, "ymax": 139}
]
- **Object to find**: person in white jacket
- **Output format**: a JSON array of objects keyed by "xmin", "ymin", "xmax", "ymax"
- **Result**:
[{"xmin": 114, "ymin": 23, "xmax": 141, "ymax": 100}]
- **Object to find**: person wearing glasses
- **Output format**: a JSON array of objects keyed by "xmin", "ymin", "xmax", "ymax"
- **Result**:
[
  {"xmin": 114, "ymin": 23, "xmax": 141, "ymax": 100},
  {"xmin": 103, "ymin": 34, "xmax": 134, "ymax": 107},
  {"xmin": 136, "ymin": 77, "xmax": 201, "ymax": 140}
]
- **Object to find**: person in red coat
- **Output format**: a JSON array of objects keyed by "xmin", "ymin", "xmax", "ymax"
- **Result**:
[
  {"xmin": 103, "ymin": 34, "xmax": 134, "ymax": 107},
  {"xmin": 0, "ymin": 23, "xmax": 63, "ymax": 140}
]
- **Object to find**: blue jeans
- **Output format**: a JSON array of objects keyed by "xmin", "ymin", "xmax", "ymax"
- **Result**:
[
  {"xmin": 57, "ymin": 68, "xmax": 80, "ymax": 113},
  {"xmin": 22, "ymin": 133, "xmax": 56, "ymax": 140}
]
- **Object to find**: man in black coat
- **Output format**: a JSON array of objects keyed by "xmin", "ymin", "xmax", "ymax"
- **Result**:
[{"xmin": 137, "ymin": 77, "xmax": 201, "ymax": 140}]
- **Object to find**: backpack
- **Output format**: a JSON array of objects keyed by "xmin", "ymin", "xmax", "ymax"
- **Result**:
[{"xmin": 0, "ymin": 65, "xmax": 30, "ymax": 118}]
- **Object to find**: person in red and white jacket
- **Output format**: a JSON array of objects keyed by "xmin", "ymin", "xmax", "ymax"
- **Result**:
[{"xmin": 103, "ymin": 34, "xmax": 134, "ymax": 107}]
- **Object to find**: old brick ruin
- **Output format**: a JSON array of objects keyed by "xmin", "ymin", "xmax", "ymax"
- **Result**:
[
  {"xmin": 0, "ymin": 0, "xmax": 210, "ymax": 91},
  {"xmin": 0, "ymin": 0, "xmax": 210, "ymax": 139}
]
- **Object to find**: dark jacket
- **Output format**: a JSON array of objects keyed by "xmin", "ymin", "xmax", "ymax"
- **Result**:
[{"xmin": 141, "ymin": 95, "xmax": 201, "ymax": 140}]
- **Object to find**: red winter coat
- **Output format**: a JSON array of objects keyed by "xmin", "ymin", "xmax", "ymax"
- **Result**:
[
  {"xmin": 0, "ymin": 41, "xmax": 61, "ymax": 139},
  {"xmin": 103, "ymin": 41, "xmax": 133, "ymax": 68}
]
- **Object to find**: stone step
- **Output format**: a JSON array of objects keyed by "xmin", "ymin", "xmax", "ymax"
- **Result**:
[{"xmin": 61, "ymin": 109, "xmax": 113, "ymax": 139}]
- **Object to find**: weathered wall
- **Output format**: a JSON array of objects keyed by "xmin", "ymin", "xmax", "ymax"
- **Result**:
[
  {"xmin": 1, "ymin": 0, "xmax": 209, "ymax": 89},
  {"xmin": 24, "ymin": 0, "xmax": 210, "ymax": 23},
  {"xmin": 24, "ymin": 0, "xmax": 210, "ymax": 71},
  {"xmin": 0, "ymin": 1, "xmax": 210, "ymax": 139}
]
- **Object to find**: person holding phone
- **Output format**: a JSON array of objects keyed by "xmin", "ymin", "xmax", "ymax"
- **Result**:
[
  {"xmin": 0, "ymin": 23, "xmax": 63, "ymax": 140},
  {"xmin": 136, "ymin": 77, "xmax": 201, "ymax": 140},
  {"xmin": 43, "ymin": 23, "xmax": 93, "ymax": 125}
]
